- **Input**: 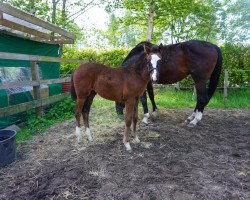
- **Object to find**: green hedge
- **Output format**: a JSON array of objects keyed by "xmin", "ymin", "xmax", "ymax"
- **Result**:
[
  {"xmin": 61, "ymin": 48, "xmax": 129, "ymax": 75},
  {"xmin": 61, "ymin": 44, "xmax": 249, "ymax": 87}
]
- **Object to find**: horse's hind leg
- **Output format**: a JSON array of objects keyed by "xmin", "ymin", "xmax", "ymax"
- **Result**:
[
  {"xmin": 82, "ymin": 91, "xmax": 96, "ymax": 141},
  {"xmin": 132, "ymin": 99, "xmax": 140, "ymax": 143},
  {"xmin": 75, "ymin": 98, "xmax": 86, "ymax": 142},
  {"xmin": 115, "ymin": 101, "xmax": 125, "ymax": 116},
  {"xmin": 188, "ymin": 82, "xmax": 209, "ymax": 127},
  {"xmin": 141, "ymin": 91, "xmax": 150, "ymax": 124}
]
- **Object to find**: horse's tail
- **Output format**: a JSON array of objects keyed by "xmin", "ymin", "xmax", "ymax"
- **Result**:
[
  {"xmin": 207, "ymin": 44, "xmax": 222, "ymax": 100},
  {"xmin": 70, "ymin": 70, "xmax": 77, "ymax": 101}
]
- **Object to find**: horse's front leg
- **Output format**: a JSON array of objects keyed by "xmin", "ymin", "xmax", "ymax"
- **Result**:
[
  {"xmin": 132, "ymin": 99, "xmax": 140, "ymax": 144},
  {"xmin": 147, "ymin": 81, "xmax": 158, "ymax": 117},
  {"xmin": 140, "ymin": 91, "xmax": 150, "ymax": 124},
  {"xmin": 124, "ymin": 98, "xmax": 135, "ymax": 152}
]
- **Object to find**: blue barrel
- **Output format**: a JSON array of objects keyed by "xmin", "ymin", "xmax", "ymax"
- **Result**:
[{"xmin": 0, "ymin": 130, "xmax": 17, "ymax": 168}]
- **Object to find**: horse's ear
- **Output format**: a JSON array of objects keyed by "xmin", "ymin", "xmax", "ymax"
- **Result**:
[
  {"xmin": 159, "ymin": 43, "xmax": 164, "ymax": 54},
  {"xmin": 143, "ymin": 45, "xmax": 151, "ymax": 55}
]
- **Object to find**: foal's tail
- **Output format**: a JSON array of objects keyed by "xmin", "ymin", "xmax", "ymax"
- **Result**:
[
  {"xmin": 207, "ymin": 45, "xmax": 222, "ymax": 100},
  {"xmin": 70, "ymin": 70, "xmax": 77, "ymax": 101}
]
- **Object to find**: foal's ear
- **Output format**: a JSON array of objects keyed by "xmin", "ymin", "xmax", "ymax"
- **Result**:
[
  {"xmin": 143, "ymin": 45, "xmax": 151, "ymax": 55},
  {"xmin": 159, "ymin": 43, "xmax": 164, "ymax": 54}
]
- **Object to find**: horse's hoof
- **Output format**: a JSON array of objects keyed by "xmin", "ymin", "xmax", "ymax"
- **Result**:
[
  {"xmin": 187, "ymin": 122, "xmax": 196, "ymax": 128},
  {"xmin": 151, "ymin": 110, "xmax": 158, "ymax": 118},
  {"xmin": 185, "ymin": 119, "xmax": 191, "ymax": 124}
]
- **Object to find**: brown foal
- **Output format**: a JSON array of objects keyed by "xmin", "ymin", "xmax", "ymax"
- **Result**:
[{"xmin": 71, "ymin": 45, "xmax": 162, "ymax": 151}]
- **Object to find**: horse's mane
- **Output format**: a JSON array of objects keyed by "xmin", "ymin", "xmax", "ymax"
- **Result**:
[{"xmin": 122, "ymin": 41, "xmax": 153, "ymax": 66}]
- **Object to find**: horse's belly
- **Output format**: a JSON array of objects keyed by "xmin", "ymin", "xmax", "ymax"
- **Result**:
[
  {"xmin": 95, "ymin": 83, "xmax": 122, "ymax": 101},
  {"xmin": 160, "ymin": 72, "xmax": 187, "ymax": 84}
]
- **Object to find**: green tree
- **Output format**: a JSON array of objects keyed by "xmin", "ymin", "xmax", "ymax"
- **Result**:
[
  {"xmin": 103, "ymin": 0, "xmax": 250, "ymax": 46},
  {"xmin": 219, "ymin": 0, "xmax": 250, "ymax": 44}
]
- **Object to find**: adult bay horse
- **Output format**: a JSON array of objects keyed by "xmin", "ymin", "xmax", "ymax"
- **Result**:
[
  {"xmin": 116, "ymin": 40, "xmax": 222, "ymax": 127},
  {"xmin": 71, "ymin": 45, "xmax": 161, "ymax": 151}
]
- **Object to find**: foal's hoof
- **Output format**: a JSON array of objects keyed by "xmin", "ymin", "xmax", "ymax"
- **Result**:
[
  {"xmin": 124, "ymin": 142, "xmax": 132, "ymax": 152},
  {"xmin": 134, "ymin": 136, "xmax": 140, "ymax": 144},
  {"xmin": 87, "ymin": 136, "xmax": 93, "ymax": 142},
  {"xmin": 185, "ymin": 118, "xmax": 191, "ymax": 124},
  {"xmin": 77, "ymin": 137, "xmax": 83, "ymax": 143}
]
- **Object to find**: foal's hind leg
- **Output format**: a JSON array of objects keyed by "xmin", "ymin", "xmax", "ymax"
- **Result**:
[
  {"xmin": 188, "ymin": 82, "xmax": 209, "ymax": 127},
  {"xmin": 75, "ymin": 98, "xmax": 86, "ymax": 142},
  {"xmin": 82, "ymin": 91, "xmax": 96, "ymax": 141}
]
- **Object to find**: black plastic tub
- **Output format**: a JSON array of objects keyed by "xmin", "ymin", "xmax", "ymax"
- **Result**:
[{"xmin": 0, "ymin": 130, "xmax": 17, "ymax": 168}]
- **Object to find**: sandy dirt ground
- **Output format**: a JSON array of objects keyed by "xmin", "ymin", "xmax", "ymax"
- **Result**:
[{"xmin": 0, "ymin": 108, "xmax": 249, "ymax": 200}]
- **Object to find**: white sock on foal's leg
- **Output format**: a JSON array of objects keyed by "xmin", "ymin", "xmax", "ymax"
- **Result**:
[
  {"xmin": 75, "ymin": 126, "xmax": 82, "ymax": 142},
  {"xmin": 142, "ymin": 113, "xmax": 150, "ymax": 124},
  {"xmin": 134, "ymin": 135, "xmax": 140, "ymax": 143},
  {"xmin": 85, "ymin": 128, "xmax": 93, "ymax": 141},
  {"xmin": 124, "ymin": 142, "xmax": 132, "ymax": 152}
]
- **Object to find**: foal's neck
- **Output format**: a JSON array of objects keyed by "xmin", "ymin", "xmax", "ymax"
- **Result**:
[{"xmin": 133, "ymin": 58, "xmax": 150, "ymax": 82}]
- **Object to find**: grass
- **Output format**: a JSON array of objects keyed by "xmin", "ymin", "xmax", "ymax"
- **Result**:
[
  {"xmin": 154, "ymin": 87, "xmax": 250, "ymax": 108},
  {"xmin": 91, "ymin": 87, "xmax": 250, "ymax": 109},
  {"xmin": 15, "ymin": 87, "xmax": 249, "ymax": 144}
]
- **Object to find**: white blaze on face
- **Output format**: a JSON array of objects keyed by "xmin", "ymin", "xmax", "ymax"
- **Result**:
[{"xmin": 150, "ymin": 54, "xmax": 161, "ymax": 82}]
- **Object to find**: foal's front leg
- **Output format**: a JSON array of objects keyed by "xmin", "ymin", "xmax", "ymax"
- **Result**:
[
  {"xmin": 124, "ymin": 99, "xmax": 135, "ymax": 152},
  {"xmin": 132, "ymin": 99, "xmax": 140, "ymax": 144}
]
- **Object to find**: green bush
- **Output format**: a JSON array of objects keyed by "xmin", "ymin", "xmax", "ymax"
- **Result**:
[
  {"xmin": 61, "ymin": 47, "xmax": 129, "ymax": 75},
  {"xmin": 221, "ymin": 43, "xmax": 250, "ymax": 87}
]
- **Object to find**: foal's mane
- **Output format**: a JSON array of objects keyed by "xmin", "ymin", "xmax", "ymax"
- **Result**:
[{"xmin": 122, "ymin": 41, "xmax": 153, "ymax": 66}]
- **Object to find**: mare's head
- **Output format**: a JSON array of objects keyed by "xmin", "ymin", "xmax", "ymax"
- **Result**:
[
  {"xmin": 122, "ymin": 41, "xmax": 154, "ymax": 66},
  {"xmin": 143, "ymin": 43, "xmax": 163, "ymax": 83}
]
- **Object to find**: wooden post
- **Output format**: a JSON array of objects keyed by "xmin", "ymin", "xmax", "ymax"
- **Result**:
[
  {"xmin": 224, "ymin": 69, "xmax": 228, "ymax": 105},
  {"xmin": 31, "ymin": 61, "xmax": 42, "ymax": 116}
]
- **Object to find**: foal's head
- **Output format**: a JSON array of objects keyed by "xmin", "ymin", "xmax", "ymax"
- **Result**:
[{"xmin": 144, "ymin": 43, "xmax": 163, "ymax": 83}]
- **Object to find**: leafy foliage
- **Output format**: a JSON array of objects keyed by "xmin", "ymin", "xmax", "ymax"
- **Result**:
[
  {"xmin": 60, "ymin": 47, "xmax": 129, "ymax": 75},
  {"xmin": 221, "ymin": 43, "xmax": 250, "ymax": 87},
  {"xmin": 16, "ymin": 97, "xmax": 75, "ymax": 143}
]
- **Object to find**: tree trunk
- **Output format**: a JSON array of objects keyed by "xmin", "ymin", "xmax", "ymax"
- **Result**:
[
  {"xmin": 52, "ymin": 0, "xmax": 57, "ymax": 24},
  {"xmin": 146, "ymin": 0, "xmax": 154, "ymax": 42},
  {"xmin": 60, "ymin": 0, "xmax": 67, "ymax": 57},
  {"xmin": 62, "ymin": 0, "xmax": 67, "ymax": 26}
]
